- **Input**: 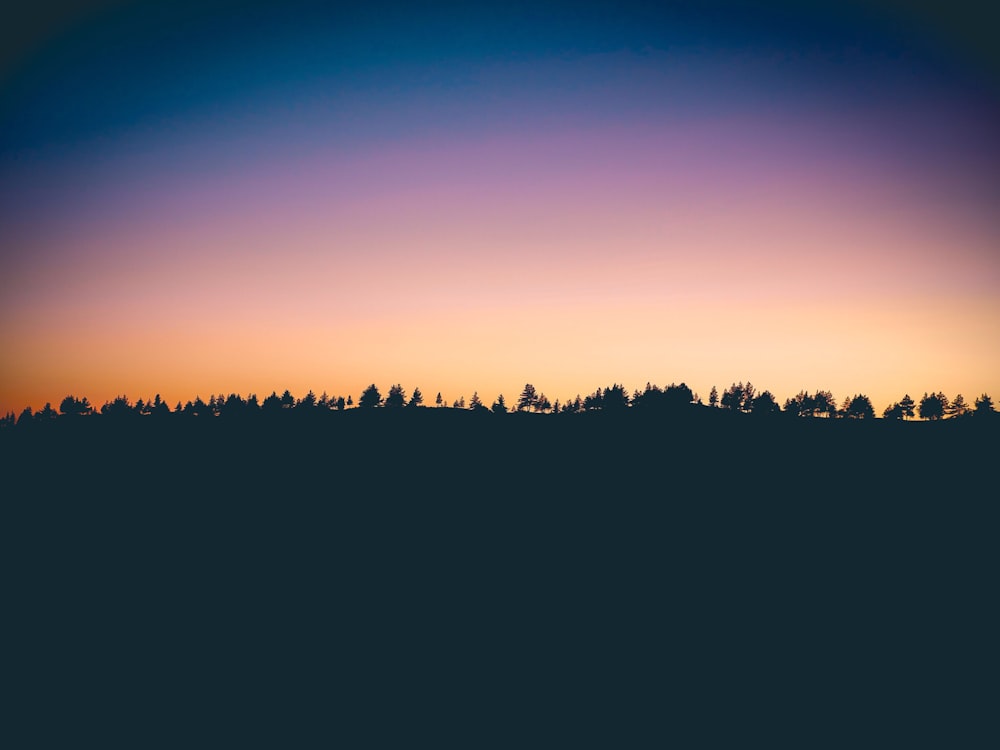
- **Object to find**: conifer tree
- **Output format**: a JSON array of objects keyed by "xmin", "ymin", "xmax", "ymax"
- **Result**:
[
  {"xmin": 359, "ymin": 384, "xmax": 382, "ymax": 409},
  {"xmin": 899, "ymin": 393, "xmax": 916, "ymax": 419},
  {"xmin": 919, "ymin": 392, "xmax": 947, "ymax": 420},
  {"xmin": 517, "ymin": 384, "xmax": 538, "ymax": 412},
  {"xmin": 974, "ymin": 394, "xmax": 994, "ymax": 415},
  {"xmin": 384, "ymin": 384, "xmax": 407, "ymax": 408},
  {"xmin": 948, "ymin": 393, "xmax": 968, "ymax": 418}
]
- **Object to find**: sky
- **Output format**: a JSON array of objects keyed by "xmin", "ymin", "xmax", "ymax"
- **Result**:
[{"xmin": 2, "ymin": 0, "xmax": 998, "ymax": 415}]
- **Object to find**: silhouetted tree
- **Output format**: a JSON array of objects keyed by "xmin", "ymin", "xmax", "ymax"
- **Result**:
[
  {"xmin": 535, "ymin": 393, "xmax": 552, "ymax": 413},
  {"xmin": 359, "ymin": 384, "xmax": 382, "ymax": 409},
  {"xmin": 783, "ymin": 392, "xmax": 806, "ymax": 417},
  {"xmin": 919, "ymin": 392, "xmax": 947, "ymax": 421},
  {"xmin": 491, "ymin": 394, "xmax": 508, "ymax": 414},
  {"xmin": 709, "ymin": 385, "xmax": 719, "ymax": 408},
  {"xmin": 750, "ymin": 390, "xmax": 780, "ymax": 416},
  {"xmin": 898, "ymin": 394, "xmax": 916, "ymax": 419},
  {"xmin": 883, "ymin": 402, "xmax": 904, "ymax": 420},
  {"xmin": 17, "ymin": 406, "xmax": 33, "ymax": 426},
  {"xmin": 517, "ymin": 384, "xmax": 538, "ymax": 412},
  {"xmin": 633, "ymin": 382, "xmax": 690, "ymax": 410},
  {"xmin": 469, "ymin": 391, "xmax": 483, "ymax": 410},
  {"xmin": 784, "ymin": 391, "xmax": 832, "ymax": 417},
  {"xmin": 59, "ymin": 395, "xmax": 92, "ymax": 416},
  {"xmin": 721, "ymin": 383, "xmax": 747, "ymax": 412},
  {"xmin": 408, "ymin": 387, "xmax": 423, "ymax": 408},
  {"xmin": 784, "ymin": 390, "xmax": 834, "ymax": 418},
  {"xmin": 974, "ymin": 393, "xmax": 994, "ymax": 416},
  {"xmin": 602, "ymin": 384, "xmax": 629, "ymax": 411},
  {"xmin": 583, "ymin": 389, "xmax": 603, "ymax": 411},
  {"xmin": 838, "ymin": 395, "xmax": 852, "ymax": 418},
  {"xmin": 663, "ymin": 382, "xmax": 694, "ymax": 410},
  {"xmin": 151, "ymin": 394, "xmax": 171, "ymax": 417},
  {"xmin": 335, "ymin": 396, "xmax": 346, "ymax": 410},
  {"xmin": 221, "ymin": 393, "xmax": 246, "ymax": 417},
  {"xmin": 297, "ymin": 390, "xmax": 317, "ymax": 410},
  {"xmin": 630, "ymin": 383, "xmax": 658, "ymax": 409},
  {"xmin": 845, "ymin": 394, "xmax": 875, "ymax": 419},
  {"xmin": 435, "ymin": 392, "xmax": 443, "ymax": 408},
  {"xmin": 346, "ymin": 395, "xmax": 353, "ymax": 407},
  {"xmin": 262, "ymin": 391, "xmax": 282, "ymax": 413},
  {"xmin": 948, "ymin": 394, "xmax": 969, "ymax": 418},
  {"xmin": 813, "ymin": 390, "xmax": 836, "ymax": 418},
  {"xmin": 384, "ymin": 384, "xmax": 407, "ymax": 409},
  {"xmin": 37, "ymin": 402, "xmax": 58, "ymax": 421},
  {"xmin": 101, "ymin": 395, "xmax": 134, "ymax": 418},
  {"xmin": 280, "ymin": 390, "xmax": 295, "ymax": 409}
]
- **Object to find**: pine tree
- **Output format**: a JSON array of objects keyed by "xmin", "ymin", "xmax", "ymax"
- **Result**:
[
  {"xmin": 899, "ymin": 393, "xmax": 916, "ymax": 419},
  {"xmin": 517, "ymin": 383, "xmax": 538, "ymax": 412},
  {"xmin": 918, "ymin": 392, "xmax": 945, "ymax": 420},
  {"xmin": 974, "ymin": 393, "xmax": 994, "ymax": 415},
  {"xmin": 37, "ymin": 402, "xmax": 58, "ymax": 420},
  {"xmin": 384, "ymin": 384, "xmax": 407, "ymax": 408},
  {"xmin": 721, "ymin": 383, "xmax": 744, "ymax": 411},
  {"xmin": 883, "ymin": 402, "xmax": 904, "ymax": 420},
  {"xmin": 948, "ymin": 393, "xmax": 968, "ymax": 418},
  {"xmin": 408, "ymin": 387, "xmax": 423, "ymax": 408},
  {"xmin": 358, "ymin": 384, "xmax": 382, "ymax": 409},
  {"xmin": 845, "ymin": 394, "xmax": 875, "ymax": 419},
  {"xmin": 839, "ymin": 395, "xmax": 852, "ymax": 418},
  {"xmin": 492, "ymin": 395, "xmax": 507, "ymax": 414}
]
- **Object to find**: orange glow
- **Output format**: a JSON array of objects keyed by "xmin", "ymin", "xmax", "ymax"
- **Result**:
[{"xmin": 2, "ymin": 124, "xmax": 998, "ymax": 416}]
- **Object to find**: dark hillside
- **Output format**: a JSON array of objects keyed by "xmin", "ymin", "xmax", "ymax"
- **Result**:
[{"xmin": 2, "ymin": 410, "xmax": 995, "ymax": 744}]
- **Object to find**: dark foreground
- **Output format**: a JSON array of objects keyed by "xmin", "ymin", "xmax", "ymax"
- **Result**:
[{"xmin": 3, "ymin": 410, "xmax": 995, "ymax": 745}]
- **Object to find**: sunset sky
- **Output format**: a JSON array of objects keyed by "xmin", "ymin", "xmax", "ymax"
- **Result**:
[{"xmin": 2, "ymin": 0, "xmax": 998, "ymax": 415}]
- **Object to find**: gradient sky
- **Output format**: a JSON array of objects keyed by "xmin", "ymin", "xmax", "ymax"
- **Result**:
[{"xmin": 2, "ymin": 0, "xmax": 998, "ymax": 415}]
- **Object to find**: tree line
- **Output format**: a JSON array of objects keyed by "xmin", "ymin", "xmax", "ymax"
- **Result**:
[{"xmin": 2, "ymin": 380, "xmax": 995, "ymax": 429}]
